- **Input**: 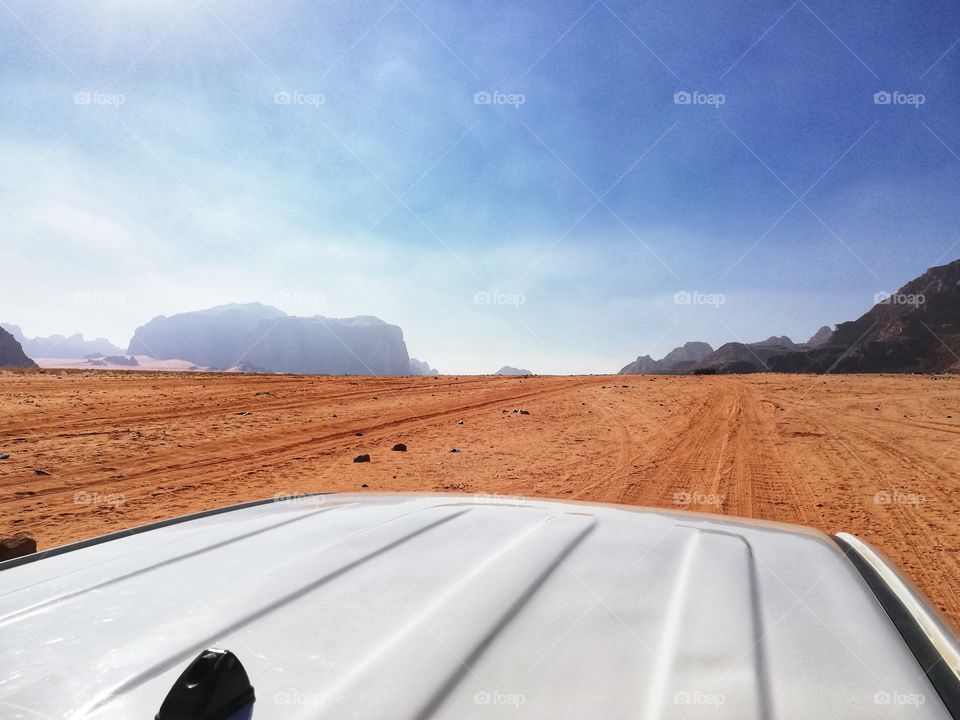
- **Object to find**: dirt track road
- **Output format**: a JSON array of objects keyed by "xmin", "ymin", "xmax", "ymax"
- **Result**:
[{"xmin": 2, "ymin": 371, "xmax": 959, "ymax": 630}]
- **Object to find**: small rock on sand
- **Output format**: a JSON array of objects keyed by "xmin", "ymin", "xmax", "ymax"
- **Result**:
[
  {"xmin": 391, "ymin": 443, "xmax": 407, "ymax": 452},
  {"xmin": 353, "ymin": 454, "xmax": 371, "ymax": 463},
  {"xmin": 0, "ymin": 534, "xmax": 37, "ymax": 562}
]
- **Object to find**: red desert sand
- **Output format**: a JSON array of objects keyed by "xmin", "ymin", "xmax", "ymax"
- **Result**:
[{"xmin": 2, "ymin": 370, "xmax": 958, "ymax": 630}]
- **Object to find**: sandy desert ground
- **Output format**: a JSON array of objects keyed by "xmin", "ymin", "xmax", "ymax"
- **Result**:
[{"xmin": 1, "ymin": 370, "xmax": 958, "ymax": 630}]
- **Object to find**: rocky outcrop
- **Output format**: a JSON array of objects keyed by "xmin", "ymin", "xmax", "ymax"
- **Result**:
[
  {"xmin": 495, "ymin": 366, "xmax": 533, "ymax": 376},
  {"xmin": 0, "ymin": 328, "xmax": 38, "ymax": 369},
  {"xmin": 754, "ymin": 335, "xmax": 796, "ymax": 349},
  {"xmin": 127, "ymin": 303, "xmax": 286, "ymax": 369},
  {"xmin": 618, "ymin": 355, "xmax": 664, "ymax": 374},
  {"xmin": 101, "ymin": 355, "xmax": 138, "ymax": 366},
  {"xmin": 127, "ymin": 304, "xmax": 411, "ymax": 375},
  {"xmin": 619, "ymin": 342, "xmax": 714, "ymax": 374},
  {"xmin": 409, "ymin": 358, "xmax": 439, "ymax": 376},
  {"xmin": 806, "ymin": 326, "xmax": 833, "ymax": 347},
  {"xmin": 693, "ymin": 341, "xmax": 796, "ymax": 374},
  {"xmin": 770, "ymin": 260, "xmax": 960, "ymax": 373},
  {"xmin": 661, "ymin": 341, "xmax": 714, "ymax": 366},
  {"xmin": 1, "ymin": 324, "xmax": 122, "ymax": 359},
  {"xmin": 619, "ymin": 260, "xmax": 960, "ymax": 375},
  {"xmin": 240, "ymin": 316, "xmax": 410, "ymax": 375},
  {"xmin": 224, "ymin": 361, "xmax": 268, "ymax": 374}
]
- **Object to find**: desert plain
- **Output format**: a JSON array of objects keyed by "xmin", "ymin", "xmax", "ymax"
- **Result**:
[{"xmin": 1, "ymin": 370, "xmax": 958, "ymax": 631}]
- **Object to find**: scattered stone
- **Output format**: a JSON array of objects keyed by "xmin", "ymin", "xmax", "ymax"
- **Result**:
[
  {"xmin": 518, "ymin": 409, "xmax": 531, "ymax": 415},
  {"xmin": 449, "ymin": 448, "xmax": 461, "ymax": 453},
  {"xmin": 355, "ymin": 432, "xmax": 363, "ymax": 436},
  {"xmin": 236, "ymin": 411, "xmax": 252, "ymax": 416},
  {"xmin": 0, "ymin": 534, "xmax": 36, "ymax": 562},
  {"xmin": 361, "ymin": 483, "xmax": 369, "ymax": 488},
  {"xmin": 457, "ymin": 419, "xmax": 464, "ymax": 425},
  {"xmin": 0, "ymin": 453, "xmax": 8, "ymax": 460},
  {"xmin": 391, "ymin": 443, "xmax": 407, "ymax": 452},
  {"xmin": 34, "ymin": 469, "xmax": 50, "ymax": 476},
  {"xmin": 353, "ymin": 454, "xmax": 370, "ymax": 463}
]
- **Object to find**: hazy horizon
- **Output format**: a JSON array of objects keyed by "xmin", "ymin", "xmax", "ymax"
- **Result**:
[{"xmin": 4, "ymin": 0, "xmax": 960, "ymax": 373}]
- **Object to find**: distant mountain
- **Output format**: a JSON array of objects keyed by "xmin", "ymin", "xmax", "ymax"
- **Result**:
[
  {"xmin": 806, "ymin": 326, "xmax": 833, "ymax": 347},
  {"xmin": 752, "ymin": 335, "xmax": 796, "ymax": 349},
  {"xmin": 619, "ymin": 342, "xmax": 713, "ymax": 375},
  {"xmin": 770, "ymin": 260, "xmax": 960, "ymax": 373},
  {"xmin": 661, "ymin": 341, "xmax": 714, "ymax": 366},
  {"xmin": 693, "ymin": 341, "xmax": 796, "ymax": 374},
  {"xmin": 0, "ymin": 327, "xmax": 38, "ymax": 369},
  {"xmin": 1, "ymin": 323, "xmax": 122, "ymax": 359},
  {"xmin": 409, "ymin": 358, "xmax": 439, "ymax": 376},
  {"xmin": 619, "ymin": 355, "xmax": 663, "ymax": 374},
  {"xmin": 495, "ymin": 366, "xmax": 533, "ymax": 376},
  {"xmin": 240, "ymin": 316, "xmax": 409, "ymax": 375},
  {"xmin": 224, "ymin": 361, "xmax": 268, "ymax": 374},
  {"xmin": 127, "ymin": 303, "xmax": 411, "ymax": 375},
  {"xmin": 618, "ymin": 260, "xmax": 960, "ymax": 375},
  {"xmin": 127, "ymin": 303, "xmax": 286, "ymax": 369}
]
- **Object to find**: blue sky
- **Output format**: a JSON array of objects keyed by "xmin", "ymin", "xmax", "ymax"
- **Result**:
[{"xmin": 2, "ymin": 0, "xmax": 959, "ymax": 373}]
